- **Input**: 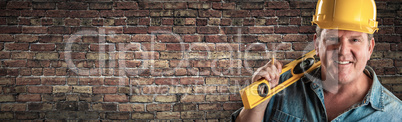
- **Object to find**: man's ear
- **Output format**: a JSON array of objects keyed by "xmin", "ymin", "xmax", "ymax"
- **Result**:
[
  {"xmin": 313, "ymin": 34, "xmax": 319, "ymax": 57},
  {"xmin": 368, "ymin": 37, "xmax": 375, "ymax": 58}
]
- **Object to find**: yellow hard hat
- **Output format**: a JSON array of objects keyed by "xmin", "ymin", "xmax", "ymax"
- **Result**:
[{"xmin": 312, "ymin": 0, "xmax": 379, "ymax": 34}]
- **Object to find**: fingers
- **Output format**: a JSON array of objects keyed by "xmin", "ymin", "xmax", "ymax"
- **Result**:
[{"xmin": 251, "ymin": 60, "xmax": 283, "ymax": 88}]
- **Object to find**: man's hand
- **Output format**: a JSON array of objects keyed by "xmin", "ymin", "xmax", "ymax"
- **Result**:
[
  {"xmin": 235, "ymin": 59, "xmax": 282, "ymax": 122},
  {"xmin": 252, "ymin": 59, "xmax": 282, "ymax": 89}
]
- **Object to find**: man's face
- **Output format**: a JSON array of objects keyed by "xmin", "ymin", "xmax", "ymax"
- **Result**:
[{"xmin": 314, "ymin": 29, "xmax": 375, "ymax": 84}]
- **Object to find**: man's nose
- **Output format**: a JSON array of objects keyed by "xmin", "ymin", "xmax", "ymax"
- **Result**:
[{"xmin": 337, "ymin": 39, "xmax": 350, "ymax": 55}]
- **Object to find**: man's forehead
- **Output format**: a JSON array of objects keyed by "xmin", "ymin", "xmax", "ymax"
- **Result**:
[{"xmin": 322, "ymin": 29, "xmax": 367, "ymax": 38}]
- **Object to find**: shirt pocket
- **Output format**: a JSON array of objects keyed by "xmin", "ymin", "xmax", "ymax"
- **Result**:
[{"xmin": 270, "ymin": 109, "xmax": 306, "ymax": 122}]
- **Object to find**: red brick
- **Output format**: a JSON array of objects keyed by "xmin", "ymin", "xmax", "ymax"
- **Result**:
[
  {"xmin": 93, "ymin": 86, "xmax": 117, "ymax": 94},
  {"xmin": 48, "ymin": 26, "xmax": 71, "ymax": 34},
  {"xmin": 104, "ymin": 94, "xmax": 128, "ymax": 102},
  {"xmin": 6, "ymin": 1, "xmax": 31, "ymax": 9},
  {"xmin": 16, "ymin": 78, "xmax": 40, "ymax": 85},
  {"xmin": 90, "ymin": 2, "xmax": 112, "ymax": 10},
  {"xmin": 30, "ymin": 44, "xmax": 55, "ymax": 51},
  {"xmin": 283, "ymin": 34, "xmax": 308, "ymax": 42},
  {"xmin": 125, "ymin": 10, "xmax": 149, "ymax": 17},
  {"xmin": 223, "ymin": 27, "xmax": 249, "ymax": 34},
  {"xmin": 147, "ymin": 104, "xmax": 171, "ymax": 111},
  {"xmin": 276, "ymin": 9, "xmax": 300, "ymax": 16},
  {"xmin": 189, "ymin": 3, "xmax": 211, "ymax": 9},
  {"xmin": 157, "ymin": 34, "xmax": 181, "ymax": 43},
  {"xmin": 275, "ymin": 26, "xmax": 299, "ymax": 34},
  {"xmin": 199, "ymin": 103, "xmax": 221, "ymax": 110},
  {"xmin": 119, "ymin": 104, "xmax": 144, "ymax": 112},
  {"xmin": 223, "ymin": 103, "xmax": 243, "ymax": 110},
  {"xmin": 79, "ymin": 78, "xmax": 104, "ymax": 85},
  {"xmin": 4, "ymin": 60, "xmax": 26, "ymax": 67},
  {"xmin": 114, "ymin": 2, "xmax": 138, "ymax": 10},
  {"xmin": 267, "ymin": 1, "xmax": 290, "ymax": 9},
  {"xmin": 28, "ymin": 86, "xmax": 52, "ymax": 93},
  {"xmin": 1, "ymin": 103, "xmax": 26, "ymax": 111},
  {"xmin": 148, "ymin": 26, "xmax": 172, "ymax": 33},
  {"xmin": 249, "ymin": 26, "xmax": 274, "ymax": 34},
  {"xmin": 92, "ymin": 19, "xmax": 103, "ymax": 26},
  {"xmin": 139, "ymin": 2, "xmax": 163, "ymax": 9},
  {"xmin": 17, "ymin": 94, "xmax": 41, "ymax": 102},
  {"xmin": 41, "ymin": 77, "xmax": 66, "ymax": 85},
  {"xmin": 20, "ymin": 10, "xmax": 45, "ymax": 17},
  {"xmin": 290, "ymin": 1, "xmax": 315, "ymax": 8},
  {"xmin": 105, "ymin": 77, "xmax": 129, "ymax": 85},
  {"xmin": 223, "ymin": 10, "xmax": 249, "ymax": 18},
  {"xmin": 180, "ymin": 95, "xmax": 205, "ymax": 102},
  {"xmin": 139, "ymin": 18, "xmax": 150, "ymax": 25},
  {"xmin": 212, "ymin": 2, "xmax": 235, "ymax": 10},
  {"xmin": 57, "ymin": 2, "xmax": 87, "ymax": 10},
  {"xmin": 32, "ymin": 2, "xmax": 55, "ymax": 9},
  {"xmin": 164, "ymin": 2, "xmax": 187, "ymax": 9},
  {"xmin": 183, "ymin": 35, "xmax": 203, "ymax": 42},
  {"xmin": 142, "ymin": 86, "xmax": 168, "ymax": 94},
  {"xmin": 64, "ymin": 18, "xmax": 80, "ymax": 26},
  {"xmin": 0, "ymin": 77, "xmax": 15, "ymax": 85},
  {"xmin": 197, "ymin": 27, "xmax": 220, "ymax": 34},
  {"xmin": 45, "ymin": 10, "xmax": 68, "ymax": 17},
  {"xmin": 154, "ymin": 78, "xmax": 179, "ymax": 85},
  {"xmin": 22, "ymin": 26, "xmax": 46, "ymax": 34},
  {"xmin": 69, "ymin": 10, "xmax": 99, "ymax": 18},
  {"xmin": 41, "ymin": 18, "xmax": 52, "ymax": 25},
  {"xmin": 124, "ymin": 27, "xmax": 148, "ymax": 34},
  {"xmin": 239, "ymin": 2, "xmax": 264, "ymax": 9},
  {"xmin": 162, "ymin": 18, "xmax": 174, "ymax": 25},
  {"xmin": 0, "ymin": 26, "xmax": 21, "ymax": 34},
  {"xmin": 199, "ymin": 10, "xmax": 221, "ymax": 17},
  {"xmin": 39, "ymin": 35, "xmax": 63, "ymax": 43}
]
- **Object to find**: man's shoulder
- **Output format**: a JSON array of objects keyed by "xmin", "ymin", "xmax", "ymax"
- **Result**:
[{"xmin": 381, "ymin": 86, "xmax": 402, "ymax": 108}]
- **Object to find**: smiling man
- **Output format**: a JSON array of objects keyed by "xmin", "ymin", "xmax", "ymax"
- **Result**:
[{"xmin": 232, "ymin": 0, "xmax": 402, "ymax": 121}]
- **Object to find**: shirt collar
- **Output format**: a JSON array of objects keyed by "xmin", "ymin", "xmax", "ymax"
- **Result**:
[{"xmin": 364, "ymin": 66, "xmax": 384, "ymax": 111}]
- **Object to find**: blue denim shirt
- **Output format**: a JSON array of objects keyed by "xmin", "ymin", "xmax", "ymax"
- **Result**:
[{"xmin": 232, "ymin": 66, "xmax": 402, "ymax": 122}]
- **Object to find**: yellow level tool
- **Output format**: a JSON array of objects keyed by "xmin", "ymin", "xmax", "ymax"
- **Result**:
[{"xmin": 240, "ymin": 50, "xmax": 321, "ymax": 109}]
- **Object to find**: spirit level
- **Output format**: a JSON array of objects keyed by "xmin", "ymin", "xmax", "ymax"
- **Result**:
[{"xmin": 240, "ymin": 50, "xmax": 321, "ymax": 109}]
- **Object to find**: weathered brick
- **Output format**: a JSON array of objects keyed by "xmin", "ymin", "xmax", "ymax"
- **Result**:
[
  {"xmin": 206, "ymin": 77, "xmax": 228, "ymax": 85},
  {"xmin": 28, "ymin": 103, "xmax": 52, "ymax": 111},
  {"xmin": 119, "ymin": 104, "xmax": 144, "ymax": 112},
  {"xmin": 132, "ymin": 113, "xmax": 154, "ymax": 119},
  {"xmin": 155, "ymin": 95, "xmax": 177, "ymax": 102},
  {"xmin": 35, "ymin": 52, "xmax": 59, "ymax": 60},
  {"xmin": 17, "ymin": 94, "xmax": 41, "ymax": 102},
  {"xmin": 180, "ymin": 95, "xmax": 205, "ymax": 103},
  {"xmin": 0, "ymin": 95, "xmax": 15, "ymax": 102},
  {"xmin": 130, "ymin": 95, "xmax": 153, "ymax": 102},
  {"xmin": 189, "ymin": 3, "xmax": 211, "ymax": 9},
  {"xmin": 1, "ymin": 103, "xmax": 26, "ymax": 111},
  {"xmin": 104, "ymin": 94, "xmax": 128, "ymax": 102},
  {"xmin": 90, "ymin": 2, "xmax": 112, "ymax": 10},
  {"xmin": 73, "ymin": 86, "xmax": 92, "ymax": 94},
  {"xmin": 31, "ymin": 44, "xmax": 55, "ymax": 51},
  {"xmin": 156, "ymin": 112, "xmax": 180, "ymax": 119},
  {"xmin": 0, "ymin": 112, "xmax": 13, "ymax": 119},
  {"xmin": 28, "ymin": 86, "xmax": 52, "ymax": 93},
  {"xmin": 181, "ymin": 111, "xmax": 204, "ymax": 119},
  {"xmin": 0, "ymin": 77, "xmax": 15, "ymax": 85},
  {"xmin": 5, "ymin": 43, "xmax": 29, "ymax": 51},
  {"xmin": 142, "ymin": 86, "xmax": 168, "ymax": 94},
  {"xmin": 53, "ymin": 86, "xmax": 72, "ymax": 93},
  {"xmin": 93, "ymin": 103, "xmax": 117, "ymax": 111},
  {"xmin": 147, "ymin": 103, "xmax": 171, "ymax": 111}
]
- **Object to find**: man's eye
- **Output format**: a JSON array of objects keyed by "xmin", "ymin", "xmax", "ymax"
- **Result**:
[{"xmin": 353, "ymin": 39, "xmax": 359, "ymax": 42}]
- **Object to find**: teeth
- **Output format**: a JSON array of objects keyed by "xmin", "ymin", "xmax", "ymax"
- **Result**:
[{"xmin": 335, "ymin": 61, "xmax": 350, "ymax": 64}]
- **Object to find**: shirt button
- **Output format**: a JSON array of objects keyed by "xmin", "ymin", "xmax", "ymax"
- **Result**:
[{"xmin": 312, "ymin": 83, "xmax": 318, "ymax": 89}]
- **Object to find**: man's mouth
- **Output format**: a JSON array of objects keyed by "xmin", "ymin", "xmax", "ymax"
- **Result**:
[{"xmin": 335, "ymin": 61, "xmax": 352, "ymax": 64}]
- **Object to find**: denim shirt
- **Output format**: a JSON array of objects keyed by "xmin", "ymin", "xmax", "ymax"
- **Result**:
[{"xmin": 231, "ymin": 66, "xmax": 402, "ymax": 122}]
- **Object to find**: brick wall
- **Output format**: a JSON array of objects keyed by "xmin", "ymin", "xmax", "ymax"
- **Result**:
[{"xmin": 0, "ymin": 0, "xmax": 400, "ymax": 121}]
